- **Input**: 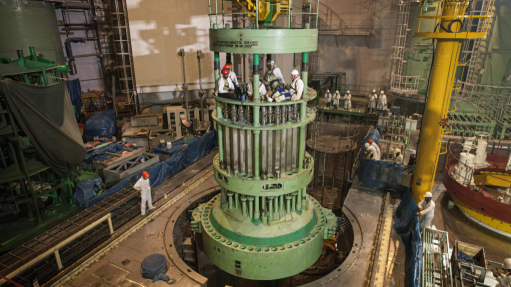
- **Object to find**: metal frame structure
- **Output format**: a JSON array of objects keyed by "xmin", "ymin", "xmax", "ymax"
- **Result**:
[
  {"xmin": 390, "ymin": 0, "xmax": 420, "ymax": 95},
  {"xmin": 422, "ymin": 228, "xmax": 452, "ymax": 287}
]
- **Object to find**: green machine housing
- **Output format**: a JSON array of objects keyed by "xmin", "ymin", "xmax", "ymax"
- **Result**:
[{"xmin": 191, "ymin": 4, "xmax": 337, "ymax": 281}]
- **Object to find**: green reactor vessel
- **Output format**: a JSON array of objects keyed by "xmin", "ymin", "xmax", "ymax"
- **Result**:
[{"xmin": 191, "ymin": 0, "xmax": 337, "ymax": 281}]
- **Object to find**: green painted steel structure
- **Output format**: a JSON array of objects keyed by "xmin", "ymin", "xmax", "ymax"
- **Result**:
[
  {"xmin": 191, "ymin": 0, "xmax": 337, "ymax": 280},
  {"xmin": 0, "ymin": 0, "xmax": 65, "ymax": 65}
]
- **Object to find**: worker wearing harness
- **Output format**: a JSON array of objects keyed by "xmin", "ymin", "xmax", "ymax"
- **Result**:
[
  {"xmin": 223, "ymin": 63, "xmax": 238, "ymax": 86},
  {"xmin": 416, "ymin": 192, "xmax": 435, "ymax": 229},
  {"xmin": 264, "ymin": 60, "xmax": 285, "ymax": 84},
  {"xmin": 289, "ymin": 70, "xmax": 304, "ymax": 101}
]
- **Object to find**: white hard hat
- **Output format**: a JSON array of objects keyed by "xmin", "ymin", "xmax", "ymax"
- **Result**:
[
  {"xmin": 335, "ymin": 90, "xmax": 340, "ymax": 94},
  {"xmin": 424, "ymin": 192, "xmax": 433, "ymax": 198},
  {"xmin": 395, "ymin": 149, "xmax": 401, "ymax": 153},
  {"xmin": 381, "ymin": 90, "xmax": 384, "ymax": 94},
  {"xmin": 372, "ymin": 89, "xmax": 376, "ymax": 93},
  {"xmin": 504, "ymin": 258, "xmax": 511, "ymax": 269},
  {"xmin": 411, "ymin": 149, "xmax": 416, "ymax": 155},
  {"xmin": 364, "ymin": 143, "xmax": 369, "ymax": 148},
  {"xmin": 291, "ymin": 70, "xmax": 300, "ymax": 76},
  {"xmin": 267, "ymin": 60, "xmax": 275, "ymax": 65},
  {"xmin": 347, "ymin": 90, "xmax": 350, "ymax": 93},
  {"xmin": 327, "ymin": 90, "xmax": 330, "ymax": 93}
]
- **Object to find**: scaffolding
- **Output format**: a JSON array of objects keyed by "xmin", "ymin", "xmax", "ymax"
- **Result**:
[
  {"xmin": 390, "ymin": 0, "xmax": 420, "ymax": 95},
  {"xmin": 306, "ymin": 122, "xmax": 359, "ymax": 209}
]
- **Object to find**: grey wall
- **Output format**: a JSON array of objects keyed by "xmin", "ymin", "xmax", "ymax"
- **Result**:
[{"xmin": 316, "ymin": 0, "xmax": 399, "ymax": 93}]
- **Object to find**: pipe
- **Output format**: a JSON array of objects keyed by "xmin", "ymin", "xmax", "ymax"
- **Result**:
[
  {"xmin": 302, "ymin": 52, "xmax": 309, "ymax": 98},
  {"xmin": 248, "ymin": 196, "xmax": 254, "ymax": 219},
  {"xmin": 228, "ymin": 192, "xmax": 234, "ymax": 210},
  {"xmin": 241, "ymin": 196, "xmax": 248, "ymax": 217},
  {"xmin": 64, "ymin": 37, "xmax": 97, "ymax": 75},
  {"xmin": 254, "ymin": 195, "xmax": 260, "ymax": 221}
]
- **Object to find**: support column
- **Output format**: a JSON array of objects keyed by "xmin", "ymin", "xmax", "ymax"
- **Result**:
[
  {"xmin": 254, "ymin": 130, "xmax": 261, "ymax": 179},
  {"xmin": 298, "ymin": 126, "xmax": 305, "ymax": 170},
  {"xmin": 226, "ymin": 53, "xmax": 232, "ymax": 64},
  {"xmin": 301, "ymin": 52, "xmax": 308, "ymax": 98},
  {"xmin": 218, "ymin": 125, "xmax": 224, "ymax": 164},
  {"xmin": 214, "ymin": 52, "xmax": 220, "ymax": 91},
  {"xmin": 253, "ymin": 54, "xmax": 260, "ymax": 101},
  {"xmin": 411, "ymin": 1, "xmax": 469, "ymax": 203}
]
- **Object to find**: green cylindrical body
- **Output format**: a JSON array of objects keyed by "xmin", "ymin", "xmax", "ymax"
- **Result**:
[
  {"xmin": 0, "ymin": 0, "xmax": 65, "ymax": 64},
  {"xmin": 193, "ymin": 22, "xmax": 336, "ymax": 281}
]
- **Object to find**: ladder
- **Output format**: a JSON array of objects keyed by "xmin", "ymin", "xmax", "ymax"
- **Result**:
[
  {"xmin": 109, "ymin": 0, "xmax": 137, "ymax": 115},
  {"xmin": 391, "ymin": 0, "xmax": 412, "ymax": 76}
]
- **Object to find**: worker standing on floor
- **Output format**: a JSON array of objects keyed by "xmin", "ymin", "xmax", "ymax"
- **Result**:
[
  {"xmin": 494, "ymin": 258, "xmax": 511, "ymax": 287},
  {"xmin": 416, "ymin": 192, "xmax": 435, "ymax": 229},
  {"xmin": 264, "ymin": 60, "xmax": 285, "ymax": 84},
  {"xmin": 377, "ymin": 90, "xmax": 387, "ymax": 111},
  {"xmin": 368, "ymin": 90, "xmax": 378, "ymax": 113},
  {"xmin": 364, "ymin": 143, "xmax": 378, "ymax": 161},
  {"xmin": 325, "ymin": 90, "xmax": 332, "ymax": 108},
  {"xmin": 217, "ymin": 68, "xmax": 237, "ymax": 100},
  {"xmin": 333, "ymin": 90, "xmax": 340, "ymax": 109},
  {"xmin": 289, "ymin": 70, "xmax": 304, "ymax": 100},
  {"xmin": 344, "ymin": 90, "xmax": 352, "ymax": 110},
  {"xmin": 134, "ymin": 171, "xmax": 153, "ymax": 216},
  {"xmin": 394, "ymin": 149, "xmax": 404, "ymax": 165},
  {"xmin": 223, "ymin": 63, "xmax": 238, "ymax": 86},
  {"xmin": 368, "ymin": 139, "xmax": 381, "ymax": 160}
]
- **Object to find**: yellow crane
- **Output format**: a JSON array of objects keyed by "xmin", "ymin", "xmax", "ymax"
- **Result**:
[
  {"xmin": 411, "ymin": 0, "xmax": 494, "ymax": 203},
  {"xmin": 234, "ymin": 0, "xmax": 290, "ymax": 24}
]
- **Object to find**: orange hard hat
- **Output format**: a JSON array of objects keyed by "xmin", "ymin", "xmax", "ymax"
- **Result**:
[
  {"xmin": 221, "ymin": 68, "xmax": 230, "ymax": 75},
  {"xmin": 368, "ymin": 139, "xmax": 373, "ymax": 144},
  {"xmin": 142, "ymin": 171, "xmax": 150, "ymax": 178},
  {"xmin": 223, "ymin": 63, "xmax": 231, "ymax": 70}
]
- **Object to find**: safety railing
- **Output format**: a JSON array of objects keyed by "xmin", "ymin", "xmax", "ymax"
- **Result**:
[
  {"xmin": 390, "ymin": 73, "xmax": 420, "ymax": 95},
  {"xmin": 416, "ymin": 0, "xmax": 495, "ymax": 37},
  {"xmin": 446, "ymin": 140, "xmax": 511, "ymax": 200},
  {"xmin": 207, "ymin": 0, "xmax": 320, "ymax": 29},
  {"xmin": 0, "ymin": 214, "xmax": 115, "ymax": 284},
  {"xmin": 422, "ymin": 228, "xmax": 452, "ymax": 287}
]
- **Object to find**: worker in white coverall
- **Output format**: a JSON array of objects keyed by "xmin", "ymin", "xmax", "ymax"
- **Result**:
[
  {"xmin": 377, "ymin": 91, "xmax": 387, "ymax": 111},
  {"xmin": 368, "ymin": 89, "xmax": 378, "ymax": 113},
  {"xmin": 394, "ymin": 149, "xmax": 404, "ymax": 164},
  {"xmin": 134, "ymin": 171, "xmax": 153, "ymax": 216},
  {"xmin": 494, "ymin": 258, "xmax": 511, "ymax": 287},
  {"xmin": 264, "ymin": 60, "xmax": 285, "ymax": 84},
  {"xmin": 216, "ymin": 68, "xmax": 237, "ymax": 101},
  {"xmin": 289, "ymin": 70, "xmax": 304, "ymax": 100},
  {"xmin": 367, "ymin": 139, "xmax": 381, "ymax": 160},
  {"xmin": 223, "ymin": 63, "xmax": 239, "ymax": 86},
  {"xmin": 325, "ymin": 90, "xmax": 332, "ymax": 108},
  {"xmin": 333, "ymin": 90, "xmax": 341, "ymax": 110},
  {"xmin": 344, "ymin": 90, "xmax": 352, "ymax": 110},
  {"xmin": 364, "ymin": 143, "xmax": 378, "ymax": 161},
  {"xmin": 416, "ymin": 192, "xmax": 435, "ymax": 229}
]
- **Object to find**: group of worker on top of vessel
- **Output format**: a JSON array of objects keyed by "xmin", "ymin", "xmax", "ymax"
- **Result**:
[
  {"xmin": 363, "ymin": 138, "xmax": 417, "ymax": 166},
  {"xmin": 216, "ymin": 60, "xmax": 304, "ymax": 102}
]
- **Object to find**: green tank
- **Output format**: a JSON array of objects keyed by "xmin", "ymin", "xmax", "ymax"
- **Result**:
[{"xmin": 0, "ymin": 0, "xmax": 65, "ymax": 64}]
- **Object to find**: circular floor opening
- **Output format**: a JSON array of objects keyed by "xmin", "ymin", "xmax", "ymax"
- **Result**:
[{"xmin": 167, "ymin": 190, "xmax": 355, "ymax": 287}]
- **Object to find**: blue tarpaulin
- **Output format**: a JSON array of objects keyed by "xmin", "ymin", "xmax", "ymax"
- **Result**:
[
  {"xmin": 152, "ymin": 137, "xmax": 199, "ymax": 157},
  {"xmin": 84, "ymin": 142, "xmax": 143, "ymax": 163},
  {"xmin": 73, "ymin": 176, "xmax": 104, "ymax": 208},
  {"xmin": 66, "ymin": 79, "xmax": 82, "ymax": 121},
  {"xmin": 358, "ymin": 129, "xmax": 407, "ymax": 192},
  {"xmin": 83, "ymin": 109, "xmax": 117, "ymax": 141},
  {"xmin": 89, "ymin": 130, "xmax": 218, "ymax": 206},
  {"xmin": 393, "ymin": 189, "xmax": 422, "ymax": 287}
]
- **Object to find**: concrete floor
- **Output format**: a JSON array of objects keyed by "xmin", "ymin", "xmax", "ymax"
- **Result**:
[
  {"xmin": 64, "ymin": 176, "xmax": 219, "ymax": 287},
  {"xmin": 62, "ymin": 174, "xmax": 511, "ymax": 287}
]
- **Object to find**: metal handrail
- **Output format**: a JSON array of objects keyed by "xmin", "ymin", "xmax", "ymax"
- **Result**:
[{"xmin": 0, "ymin": 213, "xmax": 114, "ymax": 284}]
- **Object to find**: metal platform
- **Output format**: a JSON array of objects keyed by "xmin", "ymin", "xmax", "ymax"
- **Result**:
[{"xmin": 0, "ymin": 151, "xmax": 218, "ymax": 286}]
